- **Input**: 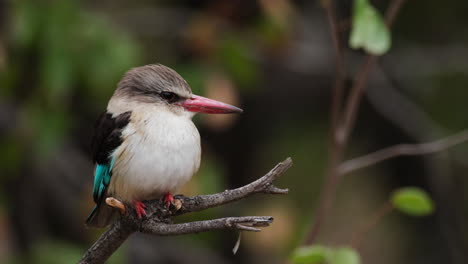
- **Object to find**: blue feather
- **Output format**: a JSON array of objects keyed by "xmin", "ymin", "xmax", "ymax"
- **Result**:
[
  {"xmin": 87, "ymin": 156, "xmax": 118, "ymax": 227},
  {"xmin": 92, "ymin": 156, "xmax": 116, "ymax": 202}
]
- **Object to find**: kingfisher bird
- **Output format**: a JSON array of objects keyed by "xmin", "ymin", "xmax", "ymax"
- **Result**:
[{"xmin": 86, "ymin": 64, "xmax": 242, "ymax": 227}]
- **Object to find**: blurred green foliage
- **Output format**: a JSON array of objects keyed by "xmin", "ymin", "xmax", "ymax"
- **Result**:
[
  {"xmin": 291, "ymin": 245, "xmax": 328, "ymax": 264},
  {"xmin": 291, "ymin": 246, "xmax": 361, "ymax": 264},
  {"xmin": 328, "ymin": 248, "xmax": 361, "ymax": 264},
  {"xmin": 6, "ymin": 240, "xmax": 83, "ymax": 264},
  {"xmin": 1, "ymin": 1, "xmax": 141, "ymax": 260},
  {"xmin": 4, "ymin": 239, "xmax": 125, "ymax": 264},
  {"xmin": 1, "ymin": 0, "xmax": 141, "ymax": 163},
  {"xmin": 216, "ymin": 34, "xmax": 259, "ymax": 89}
]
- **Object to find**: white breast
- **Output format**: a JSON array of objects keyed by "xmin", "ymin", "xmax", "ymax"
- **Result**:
[{"xmin": 108, "ymin": 107, "xmax": 201, "ymax": 202}]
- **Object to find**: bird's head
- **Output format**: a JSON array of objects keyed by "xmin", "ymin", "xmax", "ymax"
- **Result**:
[{"xmin": 114, "ymin": 64, "xmax": 242, "ymax": 117}]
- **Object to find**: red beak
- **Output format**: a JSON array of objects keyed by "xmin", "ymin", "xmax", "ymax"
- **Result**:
[{"xmin": 180, "ymin": 95, "xmax": 243, "ymax": 114}]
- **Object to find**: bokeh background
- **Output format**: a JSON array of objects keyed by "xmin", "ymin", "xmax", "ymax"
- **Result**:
[{"xmin": 1, "ymin": 0, "xmax": 468, "ymax": 263}]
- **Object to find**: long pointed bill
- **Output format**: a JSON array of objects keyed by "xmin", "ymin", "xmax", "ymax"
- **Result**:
[{"xmin": 181, "ymin": 95, "xmax": 243, "ymax": 114}]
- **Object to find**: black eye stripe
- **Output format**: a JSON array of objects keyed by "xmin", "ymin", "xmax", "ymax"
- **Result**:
[{"xmin": 160, "ymin": 91, "xmax": 179, "ymax": 103}]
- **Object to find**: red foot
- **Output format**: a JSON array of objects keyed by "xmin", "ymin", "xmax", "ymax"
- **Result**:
[
  {"xmin": 163, "ymin": 193, "xmax": 174, "ymax": 208},
  {"xmin": 134, "ymin": 200, "xmax": 147, "ymax": 218}
]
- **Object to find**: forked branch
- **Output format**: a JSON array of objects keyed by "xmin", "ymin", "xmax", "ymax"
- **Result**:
[
  {"xmin": 305, "ymin": 0, "xmax": 408, "ymax": 244},
  {"xmin": 79, "ymin": 157, "xmax": 292, "ymax": 264}
]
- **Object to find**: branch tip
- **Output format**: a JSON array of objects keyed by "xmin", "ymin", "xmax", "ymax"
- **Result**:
[
  {"xmin": 235, "ymin": 224, "xmax": 261, "ymax": 232},
  {"xmin": 265, "ymin": 185, "xmax": 289, "ymax": 194}
]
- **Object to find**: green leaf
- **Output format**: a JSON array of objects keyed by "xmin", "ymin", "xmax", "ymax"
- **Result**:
[
  {"xmin": 329, "ymin": 247, "xmax": 360, "ymax": 264},
  {"xmin": 391, "ymin": 187, "xmax": 435, "ymax": 216},
  {"xmin": 349, "ymin": 0, "xmax": 391, "ymax": 55},
  {"xmin": 291, "ymin": 245, "xmax": 328, "ymax": 264}
]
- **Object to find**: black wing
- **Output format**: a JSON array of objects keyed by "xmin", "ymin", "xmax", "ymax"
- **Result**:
[
  {"xmin": 91, "ymin": 111, "xmax": 132, "ymax": 165},
  {"xmin": 86, "ymin": 110, "xmax": 131, "ymax": 228}
]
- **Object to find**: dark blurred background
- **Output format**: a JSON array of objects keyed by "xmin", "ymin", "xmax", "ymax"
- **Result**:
[{"xmin": 1, "ymin": 0, "xmax": 468, "ymax": 263}]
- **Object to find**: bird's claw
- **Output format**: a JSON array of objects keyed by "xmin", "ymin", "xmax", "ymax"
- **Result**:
[
  {"xmin": 163, "ymin": 193, "xmax": 174, "ymax": 208},
  {"xmin": 134, "ymin": 200, "xmax": 147, "ymax": 218}
]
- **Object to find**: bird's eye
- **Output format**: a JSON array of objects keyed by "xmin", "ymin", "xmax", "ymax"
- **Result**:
[{"xmin": 160, "ymin": 91, "xmax": 179, "ymax": 103}]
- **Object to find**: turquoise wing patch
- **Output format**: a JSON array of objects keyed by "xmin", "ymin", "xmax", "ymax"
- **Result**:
[{"xmin": 92, "ymin": 156, "xmax": 116, "ymax": 202}]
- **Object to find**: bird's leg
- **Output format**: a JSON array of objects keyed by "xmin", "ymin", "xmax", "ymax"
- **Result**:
[
  {"xmin": 133, "ymin": 200, "xmax": 147, "ymax": 218},
  {"xmin": 163, "ymin": 192, "xmax": 174, "ymax": 208}
]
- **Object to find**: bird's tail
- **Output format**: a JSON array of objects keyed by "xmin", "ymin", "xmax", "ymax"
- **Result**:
[{"xmin": 86, "ymin": 203, "xmax": 117, "ymax": 228}]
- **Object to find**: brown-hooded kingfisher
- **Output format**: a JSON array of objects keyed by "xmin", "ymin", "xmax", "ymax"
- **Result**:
[{"xmin": 86, "ymin": 64, "xmax": 242, "ymax": 227}]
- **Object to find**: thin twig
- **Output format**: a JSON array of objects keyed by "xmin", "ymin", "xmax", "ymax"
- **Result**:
[
  {"xmin": 325, "ymin": 0, "xmax": 346, "ymax": 131},
  {"xmin": 79, "ymin": 158, "xmax": 292, "ymax": 264},
  {"xmin": 305, "ymin": 0, "xmax": 407, "ymax": 244},
  {"xmin": 304, "ymin": 0, "xmax": 348, "ymax": 245},
  {"xmin": 337, "ymin": 0, "xmax": 406, "ymax": 144},
  {"xmin": 384, "ymin": 0, "xmax": 407, "ymax": 27},
  {"xmin": 336, "ymin": 55, "xmax": 377, "ymax": 145},
  {"xmin": 349, "ymin": 201, "xmax": 394, "ymax": 249},
  {"xmin": 339, "ymin": 129, "xmax": 468, "ymax": 175},
  {"xmin": 175, "ymin": 158, "xmax": 291, "ymax": 215}
]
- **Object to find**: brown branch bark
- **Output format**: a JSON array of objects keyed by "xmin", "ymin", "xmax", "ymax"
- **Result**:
[
  {"xmin": 304, "ymin": 0, "xmax": 348, "ymax": 246},
  {"xmin": 323, "ymin": 0, "xmax": 346, "ymax": 131},
  {"xmin": 174, "ymin": 159, "xmax": 290, "ymax": 215},
  {"xmin": 339, "ymin": 129, "xmax": 468, "ymax": 175},
  {"xmin": 79, "ymin": 158, "xmax": 292, "ymax": 264}
]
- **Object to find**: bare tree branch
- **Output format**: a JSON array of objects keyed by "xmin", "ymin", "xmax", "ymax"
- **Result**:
[
  {"xmin": 337, "ymin": 55, "xmax": 377, "ymax": 145},
  {"xmin": 337, "ymin": 0, "xmax": 406, "ymax": 145},
  {"xmin": 79, "ymin": 219, "xmax": 135, "ymax": 264},
  {"xmin": 174, "ymin": 159, "xmax": 291, "ymax": 214},
  {"xmin": 303, "ymin": 0, "xmax": 348, "ymax": 246},
  {"xmin": 338, "ymin": 130, "xmax": 468, "ymax": 175},
  {"xmin": 79, "ymin": 158, "xmax": 292, "ymax": 264},
  {"xmin": 323, "ymin": 0, "xmax": 346, "ymax": 131},
  {"xmin": 140, "ymin": 216, "xmax": 274, "ymax": 235},
  {"xmin": 305, "ymin": 0, "xmax": 407, "ymax": 244}
]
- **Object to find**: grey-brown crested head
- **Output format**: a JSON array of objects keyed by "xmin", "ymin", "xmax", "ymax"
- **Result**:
[{"xmin": 115, "ymin": 64, "xmax": 192, "ymax": 105}]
